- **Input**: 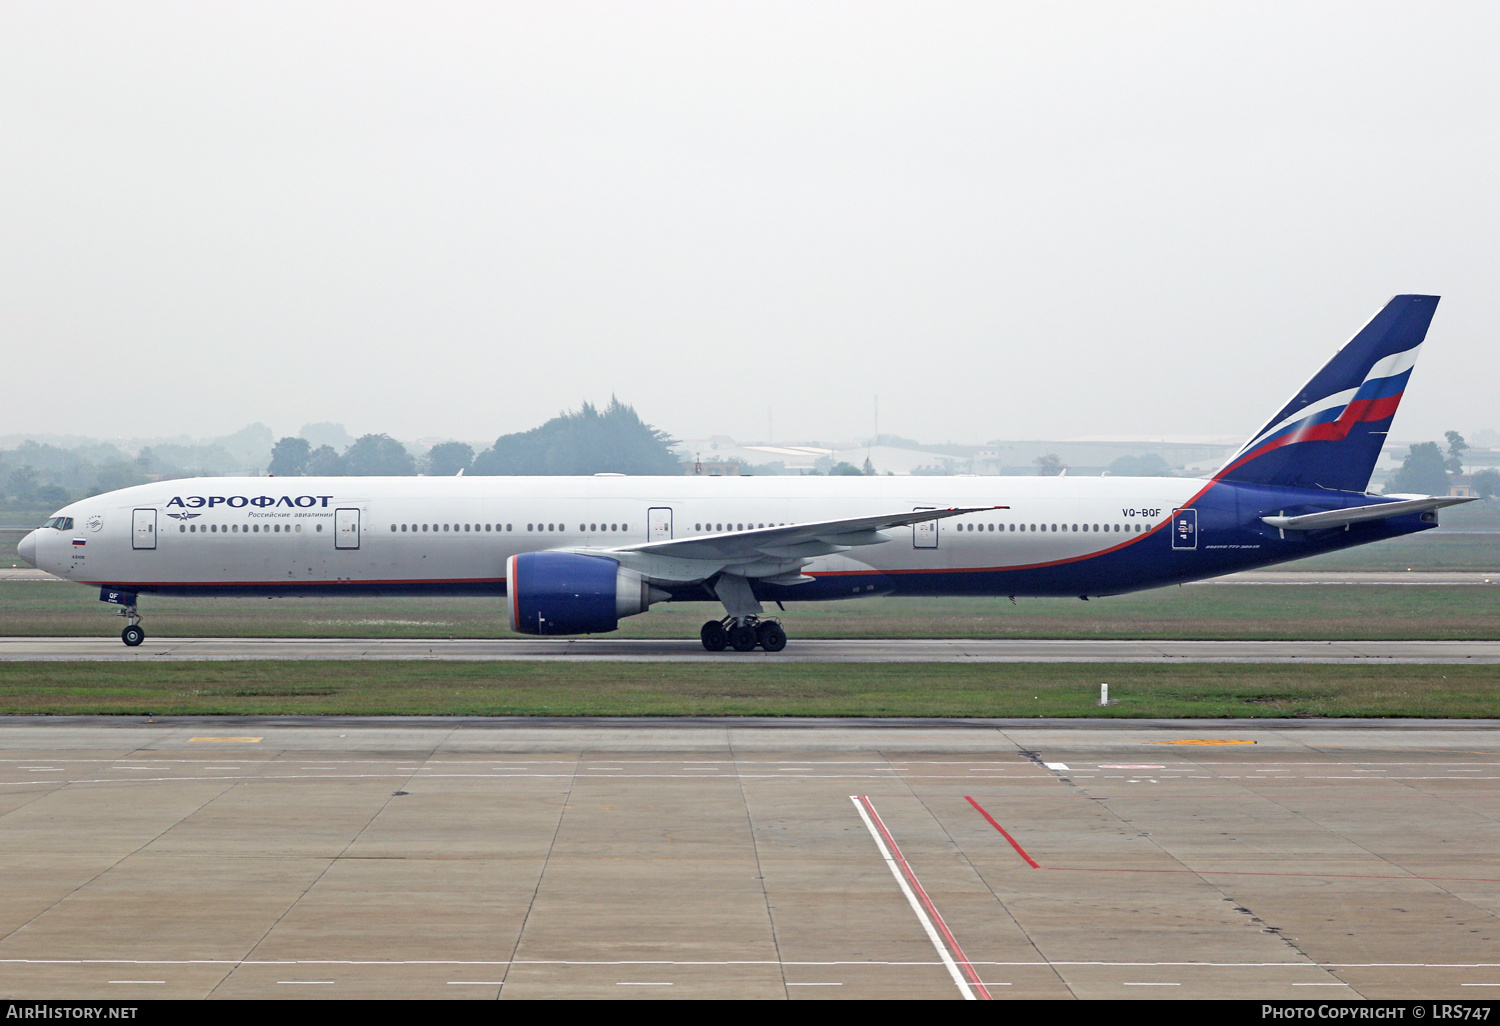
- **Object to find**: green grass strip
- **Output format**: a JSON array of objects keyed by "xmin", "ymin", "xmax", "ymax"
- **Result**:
[{"xmin": 0, "ymin": 661, "xmax": 1496, "ymax": 718}]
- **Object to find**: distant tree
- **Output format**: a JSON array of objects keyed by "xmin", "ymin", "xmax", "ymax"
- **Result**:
[
  {"xmin": 300, "ymin": 422, "xmax": 352, "ymax": 452},
  {"xmin": 7, "ymin": 466, "xmax": 39, "ymax": 503},
  {"xmin": 343, "ymin": 435, "xmax": 416, "ymax": 476},
  {"xmin": 471, "ymin": 398, "xmax": 681, "ymax": 476},
  {"xmin": 1445, "ymin": 430, "xmax": 1469, "ymax": 477},
  {"xmin": 1388, "ymin": 442, "xmax": 1450, "ymax": 495},
  {"xmin": 305, "ymin": 445, "xmax": 345, "ymax": 476},
  {"xmin": 830, "ymin": 461, "xmax": 864, "ymax": 476},
  {"xmin": 90, "ymin": 461, "xmax": 147, "ymax": 495},
  {"xmin": 424, "ymin": 441, "xmax": 474, "ymax": 476},
  {"xmin": 268, "ymin": 437, "xmax": 311, "ymax": 476},
  {"xmin": 1106, "ymin": 454, "xmax": 1172, "ymax": 477},
  {"xmin": 1472, "ymin": 468, "xmax": 1500, "ymax": 499},
  {"xmin": 862, "ymin": 456, "xmax": 875, "ymax": 476},
  {"xmin": 1035, "ymin": 454, "xmax": 1065, "ymax": 477}
]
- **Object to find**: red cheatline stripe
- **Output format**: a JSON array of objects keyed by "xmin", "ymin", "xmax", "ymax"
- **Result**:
[
  {"xmin": 856, "ymin": 796, "xmax": 991, "ymax": 1000},
  {"xmin": 965, "ymin": 796, "xmax": 1041, "ymax": 868}
]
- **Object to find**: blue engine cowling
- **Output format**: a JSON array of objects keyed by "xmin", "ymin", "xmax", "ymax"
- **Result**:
[{"xmin": 506, "ymin": 551, "xmax": 664, "ymax": 635}]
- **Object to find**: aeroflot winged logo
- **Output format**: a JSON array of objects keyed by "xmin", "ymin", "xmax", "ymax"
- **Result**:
[{"xmin": 167, "ymin": 494, "xmax": 336, "ymax": 509}]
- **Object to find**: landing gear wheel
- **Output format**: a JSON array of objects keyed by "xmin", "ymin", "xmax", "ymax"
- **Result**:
[
  {"xmin": 756, "ymin": 621, "xmax": 787, "ymax": 652},
  {"xmin": 729, "ymin": 624, "xmax": 758, "ymax": 652},
  {"xmin": 121, "ymin": 625, "xmax": 145, "ymax": 647},
  {"xmin": 700, "ymin": 620, "xmax": 728, "ymax": 652}
]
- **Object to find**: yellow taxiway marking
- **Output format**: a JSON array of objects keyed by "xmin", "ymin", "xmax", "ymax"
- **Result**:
[
  {"xmin": 1151, "ymin": 740, "xmax": 1257, "ymax": 745},
  {"xmin": 188, "ymin": 737, "xmax": 263, "ymax": 743}
]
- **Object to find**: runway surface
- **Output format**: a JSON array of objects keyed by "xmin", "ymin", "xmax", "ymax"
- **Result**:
[
  {"xmin": 2, "ymin": 717, "xmax": 1499, "ymax": 999},
  {"xmin": 5, "ymin": 635, "xmax": 1500, "ymax": 663}
]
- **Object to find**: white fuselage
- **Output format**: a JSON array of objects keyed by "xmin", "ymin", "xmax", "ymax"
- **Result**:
[{"xmin": 26, "ymin": 474, "xmax": 1203, "ymax": 592}]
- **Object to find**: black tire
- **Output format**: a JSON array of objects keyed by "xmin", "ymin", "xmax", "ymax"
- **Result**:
[
  {"xmin": 122, "ymin": 625, "xmax": 145, "ymax": 647},
  {"xmin": 757, "ymin": 621, "xmax": 787, "ymax": 652},
  {"xmin": 700, "ymin": 620, "xmax": 728, "ymax": 652},
  {"xmin": 729, "ymin": 624, "xmax": 758, "ymax": 652}
]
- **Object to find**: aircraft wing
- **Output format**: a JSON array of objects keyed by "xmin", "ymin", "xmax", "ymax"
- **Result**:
[
  {"xmin": 562, "ymin": 505, "xmax": 1004, "ymax": 584},
  {"xmin": 1260, "ymin": 495, "xmax": 1475, "ymax": 531}
]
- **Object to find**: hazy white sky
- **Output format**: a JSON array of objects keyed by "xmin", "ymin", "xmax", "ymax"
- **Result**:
[{"xmin": 3, "ymin": 2, "xmax": 1496, "ymax": 447}]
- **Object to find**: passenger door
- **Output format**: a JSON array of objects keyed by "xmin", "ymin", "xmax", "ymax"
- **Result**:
[
  {"xmin": 132, "ymin": 509, "xmax": 157, "ymax": 550},
  {"xmin": 648, "ymin": 507, "xmax": 673, "ymax": 542},
  {"xmin": 335, "ymin": 508, "xmax": 361, "ymax": 550},
  {"xmin": 1171, "ymin": 508, "xmax": 1197, "ymax": 550},
  {"xmin": 912, "ymin": 508, "xmax": 938, "ymax": 548}
]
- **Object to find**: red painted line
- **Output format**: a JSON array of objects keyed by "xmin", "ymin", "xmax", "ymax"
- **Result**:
[
  {"xmin": 964, "ymin": 796, "xmax": 1041, "ymax": 868},
  {"xmin": 857, "ymin": 796, "xmax": 991, "ymax": 1000},
  {"xmin": 961, "ymin": 800, "xmax": 1499, "ymax": 883}
]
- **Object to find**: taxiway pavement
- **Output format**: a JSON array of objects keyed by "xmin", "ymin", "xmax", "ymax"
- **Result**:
[{"xmin": 1, "ymin": 717, "xmax": 1498, "ymax": 999}]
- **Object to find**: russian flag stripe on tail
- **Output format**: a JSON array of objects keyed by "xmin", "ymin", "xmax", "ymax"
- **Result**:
[{"xmin": 1216, "ymin": 295, "xmax": 1439, "ymax": 493}]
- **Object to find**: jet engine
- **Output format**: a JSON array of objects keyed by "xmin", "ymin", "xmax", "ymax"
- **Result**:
[{"xmin": 506, "ymin": 551, "xmax": 668, "ymax": 635}]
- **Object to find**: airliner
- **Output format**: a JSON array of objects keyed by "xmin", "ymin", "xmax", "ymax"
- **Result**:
[{"xmin": 18, "ymin": 295, "xmax": 1469, "ymax": 651}]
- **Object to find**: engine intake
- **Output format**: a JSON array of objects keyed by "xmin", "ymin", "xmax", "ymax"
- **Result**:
[{"xmin": 506, "ymin": 551, "xmax": 666, "ymax": 635}]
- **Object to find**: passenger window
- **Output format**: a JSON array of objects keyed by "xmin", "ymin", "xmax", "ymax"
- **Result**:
[
  {"xmin": 391, "ymin": 525, "xmax": 397, "ymax": 532},
  {"xmin": 527, "ymin": 524, "xmax": 533, "ymax": 531},
  {"xmin": 485, "ymin": 524, "xmax": 492, "ymax": 532},
  {"xmin": 580, "ymin": 524, "xmax": 586, "ymax": 532},
  {"xmin": 179, "ymin": 525, "xmax": 186, "ymax": 533},
  {"xmin": 622, "ymin": 524, "xmax": 628, "ymax": 532}
]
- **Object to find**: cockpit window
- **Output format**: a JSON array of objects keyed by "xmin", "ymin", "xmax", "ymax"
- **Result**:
[{"xmin": 42, "ymin": 517, "xmax": 74, "ymax": 530}]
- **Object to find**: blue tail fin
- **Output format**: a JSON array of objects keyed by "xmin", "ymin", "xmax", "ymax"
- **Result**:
[{"xmin": 1216, "ymin": 295, "xmax": 1439, "ymax": 493}]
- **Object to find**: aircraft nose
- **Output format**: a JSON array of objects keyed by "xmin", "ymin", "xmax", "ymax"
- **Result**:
[{"xmin": 17, "ymin": 530, "xmax": 38, "ymax": 568}]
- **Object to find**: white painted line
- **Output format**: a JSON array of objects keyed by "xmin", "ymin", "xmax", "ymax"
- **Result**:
[
  {"xmin": 787, "ymin": 982, "xmax": 842, "ymax": 986},
  {"xmin": 1123, "ymin": 982, "xmax": 1179, "ymax": 986},
  {"xmin": 617, "ymin": 982, "xmax": 673, "ymax": 986},
  {"xmin": 1043, "ymin": 763, "xmax": 1070, "ymax": 771},
  {"xmin": 1462, "ymin": 983, "xmax": 1500, "ymax": 987},
  {"xmin": 108, "ymin": 981, "xmax": 163, "ymax": 984},
  {"xmin": 1293, "ymin": 982, "xmax": 1350, "ymax": 986},
  {"xmin": 850, "ymin": 796, "xmax": 978, "ymax": 1001},
  {"xmin": 278, "ymin": 980, "xmax": 335, "ymax": 984},
  {"xmin": 447, "ymin": 981, "xmax": 505, "ymax": 985}
]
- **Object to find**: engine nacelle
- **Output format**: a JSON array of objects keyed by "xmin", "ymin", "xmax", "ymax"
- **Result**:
[{"xmin": 506, "ymin": 551, "xmax": 666, "ymax": 635}]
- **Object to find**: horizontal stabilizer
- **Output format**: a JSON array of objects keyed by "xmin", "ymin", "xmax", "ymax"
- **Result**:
[{"xmin": 1260, "ymin": 495, "xmax": 1474, "ymax": 531}]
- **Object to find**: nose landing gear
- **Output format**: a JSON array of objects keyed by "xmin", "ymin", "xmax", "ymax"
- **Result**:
[{"xmin": 699, "ymin": 616, "xmax": 786, "ymax": 652}]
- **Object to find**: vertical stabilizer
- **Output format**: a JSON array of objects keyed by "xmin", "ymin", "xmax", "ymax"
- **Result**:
[{"xmin": 1216, "ymin": 295, "xmax": 1439, "ymax": 493}]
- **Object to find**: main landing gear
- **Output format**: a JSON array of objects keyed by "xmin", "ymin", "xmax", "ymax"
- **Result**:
[
  {"xmin": 118, "ymin": 605, "xmax": 145, "ymax": 647},
  {"xmin": 700, "ymin": 617, "xmax": 787, "ymax": 653}
]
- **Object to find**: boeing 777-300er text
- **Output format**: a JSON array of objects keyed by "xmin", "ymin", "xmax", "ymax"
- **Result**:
[{"xmin": 18, "ymin": 295, "xmax": 1471, "ymax": 651}]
